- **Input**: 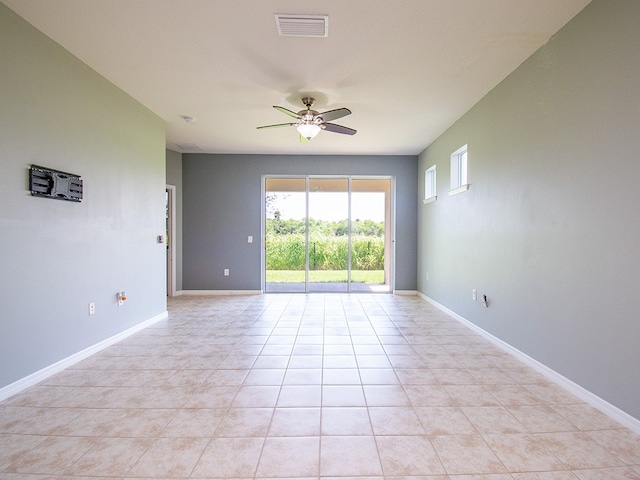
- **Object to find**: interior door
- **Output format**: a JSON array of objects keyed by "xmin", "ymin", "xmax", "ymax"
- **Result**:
[{"xmin": 165, "ymin": 186, "xmax": 175, "ymax": 296}]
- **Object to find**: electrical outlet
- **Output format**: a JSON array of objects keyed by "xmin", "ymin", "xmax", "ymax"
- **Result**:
[
  {"xmin": 224, "ymin": 268, "xmax": 229, "ymax": 276},
  {"xmin": 472, "ymin": 289, "xmax": 477, "ymax": 301},
  {"xmin": 117, "ymin": 291, "xmax": 127, "ymax": 306},
  {"xmin": 248, "ymin": 236, "xmax": 253, "ymax": 243},
  {"xmin": 88, "ymin": 302, "xmax": 96, "ymax": 315}
]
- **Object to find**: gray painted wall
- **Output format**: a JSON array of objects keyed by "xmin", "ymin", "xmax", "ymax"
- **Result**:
[
  {"xmin": 166, "ymin": 149, "xmax": 183, "ymax": 292},
  {"xmin": 0, "ymin": 4, "xmax": 167, "ymax": 389},
  {"xmin": 182, "ymin": 154, "xmax": 417, "ymax": 291},
  {"xmin": 417, "ymin": 0, "xmax": 640, "ymax": 419}
]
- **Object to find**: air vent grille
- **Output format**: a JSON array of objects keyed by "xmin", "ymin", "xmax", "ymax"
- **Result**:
[
  {"xmin": 275, "ymin": 14, "xmax": 328, "ymax": 37},
  {"xmin": 175, "ymin": 143, "xmax": 202, "ymax": 152}
]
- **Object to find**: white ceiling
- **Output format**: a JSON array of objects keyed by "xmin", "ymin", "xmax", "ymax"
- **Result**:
[{"xmin": 4, "ymin": 0, "xmax": 591, "ymax": 156}]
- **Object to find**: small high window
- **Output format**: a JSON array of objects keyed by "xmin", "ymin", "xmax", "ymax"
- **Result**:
[
  {"xmin": 449, "ymin": 144, "xmax": 469, "ymax": 195},
  {"xmin": 423, "ymin": 165, "xmax": 437, "ymax": 204}
]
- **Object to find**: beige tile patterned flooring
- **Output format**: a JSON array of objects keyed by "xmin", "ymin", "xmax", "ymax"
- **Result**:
[{"xmin": 1, "ymin": 293, "xmax": 639, "ymax": 479}]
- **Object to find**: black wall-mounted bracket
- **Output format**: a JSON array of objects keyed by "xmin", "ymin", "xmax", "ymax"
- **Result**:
[{"xmin": 29, "ymin": 165, "xmax": 83, "ymax": 202}]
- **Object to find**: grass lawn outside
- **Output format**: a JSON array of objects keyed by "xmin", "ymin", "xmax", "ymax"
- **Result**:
[{"xmin": 266, "ymin": 270, "xmax": 384, "ymax": 284}]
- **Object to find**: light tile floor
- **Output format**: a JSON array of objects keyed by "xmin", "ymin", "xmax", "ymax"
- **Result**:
[{"xmin": 1, "ymin": 294, "xmax": 640, "ymax": 479}]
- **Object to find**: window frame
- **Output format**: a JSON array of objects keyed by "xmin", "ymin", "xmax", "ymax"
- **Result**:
[
  {"xmin": 449, "ymin": 144, "xmax": 469, "ymax": 196},
  {"xmin": 423, "ymin": 164, "xmax": 437, "ymax": 204}
]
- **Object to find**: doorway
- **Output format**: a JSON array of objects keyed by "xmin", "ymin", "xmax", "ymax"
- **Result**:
[
  {"xmin": 263, "ymin": 176, "xmax": 393, "ymax": 293},
  {"xmin": 166, "ymin": 185, "xmax": 176, "ymax": 296}
]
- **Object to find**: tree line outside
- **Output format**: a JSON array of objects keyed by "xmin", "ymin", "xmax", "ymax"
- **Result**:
[{"xmin": 268, "ymin": 213, "xmax": 384, "ymax": 237}]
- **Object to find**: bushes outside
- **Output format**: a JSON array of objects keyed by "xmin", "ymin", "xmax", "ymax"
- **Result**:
[{"xmin": 266, "ymin": 233, "xmax": 384, "ymax": 271}]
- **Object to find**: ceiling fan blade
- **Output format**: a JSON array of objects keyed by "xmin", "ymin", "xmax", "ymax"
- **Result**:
[
  {"xmin": 273, "ymin": 106, "xmax": 302, "ymax": 119},
  {"xmin": 256, "ymin": 122, "xmax": 296, "ymax": 130},
  {"xmin": 317, "ymin": 107, "xmax": 351, "ymax": 122},
  {"xmin": 299, "ymin": 134, "xmax": 309, "ymax": 143},
  {"xmin": 323, "ymin": 123, "xmax": 357, "ymax": 135}
]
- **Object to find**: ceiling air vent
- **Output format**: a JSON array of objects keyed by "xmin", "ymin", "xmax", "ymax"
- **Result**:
[
  {"xmin": 175, "ymin": 143, "xmax": 202, "ymax": 152},
  {"xmin": 275, "ymin": 14, "xmax": 328, "ymax": 37}
]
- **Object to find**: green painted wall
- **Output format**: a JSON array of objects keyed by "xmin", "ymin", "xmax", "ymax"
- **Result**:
[
  {"xmin": 418, "ymin": 0, "xmax": 640, "ymax": 419},
  {"xmin": 0, "ymin": 3, "xmax": 167, "ymax": 389}
]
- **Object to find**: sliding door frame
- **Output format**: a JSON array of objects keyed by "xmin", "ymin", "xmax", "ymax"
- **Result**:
[{"xmin": 262, "ymin": 174, "xmax": 395, "ymax": 293}]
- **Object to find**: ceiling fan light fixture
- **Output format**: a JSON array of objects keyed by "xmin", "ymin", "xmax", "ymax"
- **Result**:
[
  {"xmin": 297, "ymin": 123, "xmax": 321, "ymax": 139},
  {"xmin": 257, "ymin": 97, "xmax": 355, "ymax": 140}
]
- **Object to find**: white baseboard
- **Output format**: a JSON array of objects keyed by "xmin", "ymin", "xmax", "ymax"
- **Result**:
[
  {"xmin": 417, "ymin": 292, "xmax": 640, "ymax": 435},
  {"xmin": 180, "ymin": 290, "xmax": 262, "ymax": 296},
  {"xmin": 394, "ymin": 290, "xmax": 418, "ymax": 296},
  {"xmin": 0, "ymin": 311, "xmax": 168, "ymax": 403}
]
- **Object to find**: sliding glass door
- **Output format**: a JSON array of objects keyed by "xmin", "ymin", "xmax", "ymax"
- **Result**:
[
  {"xmin": 264, "ymin": 176, "xmax": 392, "ymax": 293},
  {"xmin": 350, "ymin": 178, "xmax": 391, "ymax": 292},
  {"xmin": 308, "ymin": 178, "xmax": 349, "ymax": 292},
  {"xmin": 264, "ymin": 178, "xmax": 307, "ymax": 292}
]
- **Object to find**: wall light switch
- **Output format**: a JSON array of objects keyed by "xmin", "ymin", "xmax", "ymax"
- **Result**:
[
  {"xmin": 472, "ymin": 289, "xmax": 477, "ymax": 301},
  {"xmin": 248, "ymin": 236, "xmax": 253, "ymax": 243}
]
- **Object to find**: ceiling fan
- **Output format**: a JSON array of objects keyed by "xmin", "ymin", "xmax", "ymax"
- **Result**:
[{"xmin": 257, "ymin": 97, "xmax": 356, "ymax": 141}]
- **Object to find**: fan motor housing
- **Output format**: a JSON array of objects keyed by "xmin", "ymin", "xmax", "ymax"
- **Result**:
[
  {"xmin": 299, "ymin": 110, "xmax": 319, "ymax": 120},
  {"xmin": 301, "ymin": 96, "xmax": 316, "ymax": 108}
]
